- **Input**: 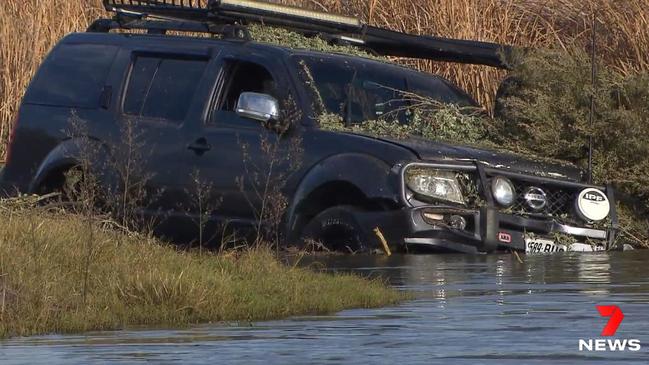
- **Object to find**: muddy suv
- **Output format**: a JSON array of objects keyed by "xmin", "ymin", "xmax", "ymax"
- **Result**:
[{"xmin": 0, "ymin": 0, "xmax": 618, "ymax": 254}]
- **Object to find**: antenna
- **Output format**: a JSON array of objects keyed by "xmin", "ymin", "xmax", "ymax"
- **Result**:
[{"xmin": 587, "ymin": 12, "xmax": 597, "ymax": 184}]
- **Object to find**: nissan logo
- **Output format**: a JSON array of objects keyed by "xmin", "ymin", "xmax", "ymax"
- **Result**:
[{"xmin": 524, "ymin": 187, "xmax": 547, "ymax": 211}]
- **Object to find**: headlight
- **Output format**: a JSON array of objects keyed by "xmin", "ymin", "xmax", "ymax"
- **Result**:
[
  {"xmin": 491, "ymin": 176, "xmax": 515, "ymax": 207},
  {"xmin": 405, "ymin": 167, "xmax": 465, "ymax": 205}
]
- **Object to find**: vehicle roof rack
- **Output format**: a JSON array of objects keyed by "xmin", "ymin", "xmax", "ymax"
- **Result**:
[
  {"xmin": 88, "ymin": 15, "xmax": 251, "ymax": 40},
  {"xmin": 89, "ymin": 0, "xmax": 513, "ymax": 68}
]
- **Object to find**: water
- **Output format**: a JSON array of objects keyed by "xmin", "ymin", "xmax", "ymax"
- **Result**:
[{"xmin": 2, "ymin": 251, "xmax": 648, "ymax": 364}]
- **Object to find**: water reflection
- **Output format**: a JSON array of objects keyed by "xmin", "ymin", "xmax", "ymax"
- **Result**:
[
  {"xmin": 2, "ymin": 251, "xmax": 648, "ymax": 365},
  {"xmin": 305, "ymin": 251, "xmax": 645, "ymax": 300}
]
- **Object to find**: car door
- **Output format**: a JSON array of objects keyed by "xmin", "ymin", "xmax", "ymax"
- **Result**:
[
  {"xmin": 182, "ymin": 49, "xmax": 299, "ymax": 239},
  {"xmin": 109, "ymin": 46, "xmax": 220, "ymax": 236}
]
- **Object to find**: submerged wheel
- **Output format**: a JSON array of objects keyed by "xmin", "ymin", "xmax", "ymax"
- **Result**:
[{"xmin": 299, "ymin": 205, "xmax": 369, "ymax": 253}]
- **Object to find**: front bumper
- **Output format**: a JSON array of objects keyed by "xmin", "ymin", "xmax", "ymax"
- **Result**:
[
  {"xmin": 408, "ymin": 206, "xmax": 614, "ymax": 253},
  {"xmin": 360, "ymin": 206, "xmax": 616, "ymax": 254}
]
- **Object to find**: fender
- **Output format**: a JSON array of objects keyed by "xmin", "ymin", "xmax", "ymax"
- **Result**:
[
  {"xmin": 285, "ymin": 152, "xmax": 400, "ymax": 236},
  {"xmin": 28, "ymin": 137, "xmax": 114, "ymax": 194}
]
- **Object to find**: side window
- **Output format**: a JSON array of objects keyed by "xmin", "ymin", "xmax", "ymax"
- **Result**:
[
  {"xmin": 24, "ymin": 44, "xmax": 118, "ymax": 108},
  {"xmin": 218, "ymin": 61, "xmax": 277, "ymax": 113},
  {"xmin": 300, "ymin": 57, "xmax": 408, "ymax": 124},
  {"xmin": 123, "ymin": 55, "xmax": 208, "ymax": 122}
]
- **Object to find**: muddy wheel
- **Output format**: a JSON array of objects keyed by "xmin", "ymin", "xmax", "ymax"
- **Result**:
[{"xmin": 299, "ymin": 205, "xmax": 369, "ymax": 253}]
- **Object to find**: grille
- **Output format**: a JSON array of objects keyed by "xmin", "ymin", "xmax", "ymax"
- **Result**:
[{"xmin": 508, "ymin": 179, "xmax": 577, "ymax": 218}]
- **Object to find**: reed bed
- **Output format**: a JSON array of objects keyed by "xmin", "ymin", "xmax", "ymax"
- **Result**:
[{"xmin": 1, "ymin": 0, "xmax": 648, "ymax": 159}]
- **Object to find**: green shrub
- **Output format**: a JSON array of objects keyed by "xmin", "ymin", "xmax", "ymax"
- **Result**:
[{"xmin": 496, "ymin": 49, "xmax": 649, "ymax": 247}]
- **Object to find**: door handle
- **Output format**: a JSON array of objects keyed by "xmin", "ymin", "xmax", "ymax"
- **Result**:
[{"xmin": 187, "ymin": 138, "xmax": 211, "ymax": 155}]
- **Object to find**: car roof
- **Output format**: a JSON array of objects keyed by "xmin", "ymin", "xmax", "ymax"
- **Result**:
[
  {"xmin": 64, "ymin": 32, "xmax": 300, "ymax": 57},
  {"xmin": 61, "ymin": 32, "xmax": 476, "ymax": 104},
  {"xmin": 63, "ymin": 32, "xmax": 413, "ymax": 72}
]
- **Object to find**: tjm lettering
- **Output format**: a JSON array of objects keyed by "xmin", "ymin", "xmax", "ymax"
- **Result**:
[{"xmin": 578, "ymin": 339, "xmax": 642, "ymax": 352}]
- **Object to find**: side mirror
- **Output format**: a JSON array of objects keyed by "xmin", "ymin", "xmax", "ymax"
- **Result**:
[{"xmin": 236, "ymin": 92, "xmax": 280, "ymax": 123}]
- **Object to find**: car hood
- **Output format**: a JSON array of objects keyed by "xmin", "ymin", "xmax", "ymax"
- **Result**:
[{"xmin": 375, "ymin": 135, "xmax": 583, "ymax": 181}]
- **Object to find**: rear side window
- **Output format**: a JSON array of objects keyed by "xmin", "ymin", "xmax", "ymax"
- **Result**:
[
  {"xmin": 24, "ymin": 44, "xmax": 118, "ymax": 108},
  {"xmin": 123, "ymin": 55, "xmax": 207, "ymax": 122}
]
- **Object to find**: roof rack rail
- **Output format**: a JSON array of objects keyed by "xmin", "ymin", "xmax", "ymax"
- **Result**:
[
  {"xmin": 88, "ymin": 14, "xmax": 251, "ymax": 39},
  {"xmin": 103, "ymin": 0, "xmax": 209, "ymax": 20},
  {"xmin": 91, "ymin": 0, "xmax": 512, "ymax": 68}
]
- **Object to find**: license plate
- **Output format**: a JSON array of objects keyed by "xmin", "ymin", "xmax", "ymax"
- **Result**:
[{"xmin": 525, "ymin": 238, "xmax": 604, "ymax": 254}]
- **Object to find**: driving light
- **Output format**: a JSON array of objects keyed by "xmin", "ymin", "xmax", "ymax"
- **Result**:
[
  {"xmin": 405, "ymin": 167, "xmax": 465, "ymax": 205},
  {"xmin": 576, "ymin": 188, "xmax": 610, "ymax": 221},
  {"xmin": 216, "ymin": 0, "xmax": 363, "ymax": 28},
  {"xmin": 491, "ymin": 176, "xmax": 515, "ymax": 207},
  {"xmin": 449, "ymin": 215, "xmax": 467, "ymax": 230}
]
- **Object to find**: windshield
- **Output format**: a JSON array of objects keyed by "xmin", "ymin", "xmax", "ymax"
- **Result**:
[{"xmin": 293, "ymin": 55, "xmax": 478, "ymax": 125}]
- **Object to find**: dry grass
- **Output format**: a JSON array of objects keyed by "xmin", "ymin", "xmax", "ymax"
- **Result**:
[
  {"xmin": 1, "ymin": 0, "xmax": 648, "ymax": 160},
  {"xmin": 0, "ymin": 203, "xmax": 405, "ymax": 338},
  {"xmin": 0, "ymin": 0, "xmax": 103, "ymax": 160}
]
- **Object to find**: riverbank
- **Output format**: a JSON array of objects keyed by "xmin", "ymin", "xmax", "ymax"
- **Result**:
[{"xmin": 0, "ymin": 206, "xmax": 406, "ymax": 339}]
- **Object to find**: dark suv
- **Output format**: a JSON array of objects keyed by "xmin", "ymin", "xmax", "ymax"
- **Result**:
[{"xmin": 0, "ymin": 0, "xmax": 618, "ymax": 254}]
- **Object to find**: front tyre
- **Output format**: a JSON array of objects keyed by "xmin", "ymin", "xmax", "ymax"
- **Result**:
[{"xmin": 299, "ymin": 205, "xmax": 370, "ymax": 253}]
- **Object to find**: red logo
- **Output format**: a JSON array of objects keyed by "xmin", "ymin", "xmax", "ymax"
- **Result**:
[
  {"xmin": 597, "ymin": 305, "xmax": 624, "ymax": 336},
  {"xmin": 498, "ymin": 232, "xmax": 512, "ymax": 243}
]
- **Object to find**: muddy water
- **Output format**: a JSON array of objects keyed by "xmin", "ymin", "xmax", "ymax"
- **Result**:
[{"xmin": 1, "ymin": 251, "xmax": 648, "ymax": 364}]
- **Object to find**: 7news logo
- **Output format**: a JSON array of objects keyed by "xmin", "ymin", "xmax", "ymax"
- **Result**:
[{"xmin": 578, "ymin": 305, "xmax": 642, "ymax": 352}]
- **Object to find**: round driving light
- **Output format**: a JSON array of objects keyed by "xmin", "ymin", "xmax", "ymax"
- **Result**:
[
  {"xmin": 576, "ymin": 188, "xmax": 610, "ymax": 221},
  {"xmin": 491, "ymin": 177, "xmax": 516, "ymax": 207},
  {"xmin": 449, "ymin": 215, "xmax": 467, "ymax": 230}
]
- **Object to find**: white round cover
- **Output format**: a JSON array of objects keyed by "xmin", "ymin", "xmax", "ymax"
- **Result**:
[{"xmin": 576, "ymin": 188, "xmax": 610, "ymax": 221}]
